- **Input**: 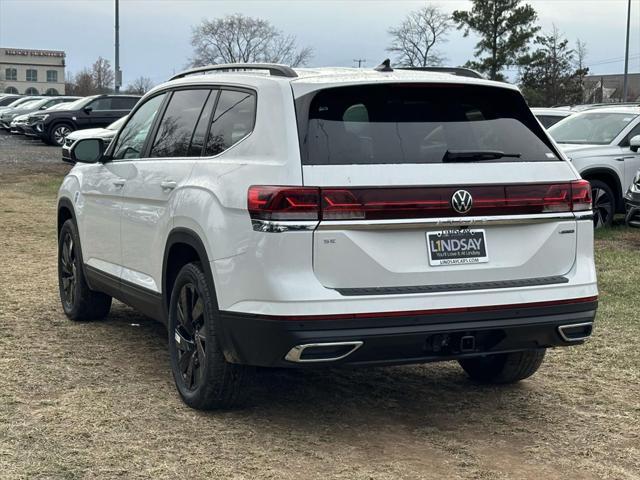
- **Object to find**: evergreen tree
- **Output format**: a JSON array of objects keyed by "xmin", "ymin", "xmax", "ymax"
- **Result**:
[
  {"xmin": 518, "ymin": 27, "xmax": 588, "ymax": 106},
  {"xmin": 452, "ymin": 0, "xmax": 540, "ymax": 81}
]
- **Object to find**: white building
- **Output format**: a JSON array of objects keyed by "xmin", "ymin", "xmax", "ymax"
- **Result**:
[{"xmin": 0, "ymin": 47, "xmax": 66, "ymax": 95}]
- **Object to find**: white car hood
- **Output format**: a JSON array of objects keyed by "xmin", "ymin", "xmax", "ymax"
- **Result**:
[
  {"xmin": 66, "ymin": 127, "xmax": 113, "ymax": 141},
  {"xmin": 556, "ymin": 143, "xmax": 609, "ymax": 159}
]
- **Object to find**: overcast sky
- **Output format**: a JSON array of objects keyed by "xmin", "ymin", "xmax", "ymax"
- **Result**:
[{"xmin": 0, "ymin": 0, "xmax": 638, "ymax": 87}]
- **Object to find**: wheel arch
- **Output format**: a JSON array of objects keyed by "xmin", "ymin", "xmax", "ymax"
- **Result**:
[
  {"xmin": 580, "ymin": 167, "xmax": 624, "ymax": 212},
  {"xmin": 57, "ymin": 197, "xmax": 76, "ymax": 235},
  {"xmin": 162, "ymin": 228, "xmax": 217, "ymax": 316}
]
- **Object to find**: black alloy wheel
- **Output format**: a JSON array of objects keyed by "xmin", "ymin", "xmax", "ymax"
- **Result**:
[
  {"xmin": 173, "ymin": 283, "xmax": 207, "ymax": 391},
  {"xmin": 57, "ymin": 219, "xmax": 112, "ymax": 321},
  {"xmin": 168, "ymin": 262, "xmax": 249, "ymax": 410},
  {"xmin": 59, "ymin": 231, "xmax": 77, "ymax": 309},
  {"xmin": 590, "ymin": 180, "xmax": 614, "ymax": 228},
  {"xmin": 52, "ymin": 124, "xmax": 72, "ymax": 146}
]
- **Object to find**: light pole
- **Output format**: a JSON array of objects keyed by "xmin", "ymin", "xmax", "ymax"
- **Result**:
[
  {"xmin": 622, "ymin": 0, "xmax": 631, "ymax": 102},
  {"xmin": 114, "ymin": 0, "xmax": 121, "ymax": 92}
]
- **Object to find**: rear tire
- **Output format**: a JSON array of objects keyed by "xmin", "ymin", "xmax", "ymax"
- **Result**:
[
  {"xmin": 458, "ymin": 349, "xmax": 546, "ymax": 384},
  {"xmin": 168, "ymin": 262, "xmax": 250, "ymax": 410},
  {"xmin": 590, "ymin": 180, "xmax": 615, "ymax": 228},
  {"xmin": 58, "ymin": 219, "xmax": 112, "ymax": 321}
]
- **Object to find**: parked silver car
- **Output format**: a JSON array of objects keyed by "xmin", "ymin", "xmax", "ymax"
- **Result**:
[{"xmin": 548, "ymin": 106, "xmax": 640, "ymax": 227}]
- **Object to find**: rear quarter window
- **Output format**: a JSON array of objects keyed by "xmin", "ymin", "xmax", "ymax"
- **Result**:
[{"xmin": 296, "ymin": 84, "xmax": 560, "ymax": 165}]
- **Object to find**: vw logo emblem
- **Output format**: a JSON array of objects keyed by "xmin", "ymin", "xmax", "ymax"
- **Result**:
[{"xmin": 451, "ymin": 190, "xmax": 473, "ymax": 214}]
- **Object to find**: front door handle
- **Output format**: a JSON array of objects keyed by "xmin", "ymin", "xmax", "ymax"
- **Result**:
[
  {"xmin": 161, "ymin": 180, "xmax": 177, "ymax": 191},
  {"xmin": 113, "ymin": 179, "xmax": 125, "ymax": 187},
  {"xmin": 615, "ymin": 156, "xmax": 635, "ymax": 161}
]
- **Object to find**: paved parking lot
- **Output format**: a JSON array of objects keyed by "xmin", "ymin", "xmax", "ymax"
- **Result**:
[{"xmin": 0, "ymin": 130, "xmax": 639, "ymax": 479}]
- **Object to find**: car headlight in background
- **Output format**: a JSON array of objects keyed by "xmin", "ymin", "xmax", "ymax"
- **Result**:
[{"xmin": 631, "ymin": 172, "xmax": 640, "ymax": 193}]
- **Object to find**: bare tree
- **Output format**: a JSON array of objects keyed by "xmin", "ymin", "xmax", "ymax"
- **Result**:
[
  {"xmin": 387, "ymin": 6, "xmax": 451, "ymax": 67},
  {"xmin": 190, "ymin": 14, "xmax": 313, "ymax": 67},
  {"xmin": 92, "ymin": 57, "xmax": 115, "ymax": 93},
  {"xmin": 69, "ymin": 69, "xmax": 97, "ymax": 96},
  {"xmin": 125, "ymin": 76, "xmax": 154, "ymax": 94}
]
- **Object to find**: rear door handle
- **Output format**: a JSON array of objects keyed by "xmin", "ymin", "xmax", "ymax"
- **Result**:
[
  {"xmin": 113, "ymin": 179, "xmax": 125, "ymax": 187},
  {"xmin": 161, "ymin": 180, "xmax": 177, "ymax": 191}
]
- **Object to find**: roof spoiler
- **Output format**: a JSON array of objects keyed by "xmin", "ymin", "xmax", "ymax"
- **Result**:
[
  {"xmin": 170, "ymin": 63, "xmax": 298, "ymax": 81},
  {"xmin": 398, "ymin": 67, "xmax": 483, "ymax": 79}
]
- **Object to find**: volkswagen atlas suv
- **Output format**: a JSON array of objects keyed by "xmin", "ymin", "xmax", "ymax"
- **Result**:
[{"xmin": 57, "ymin": 62, "xmax": 598, "ymax": 410}]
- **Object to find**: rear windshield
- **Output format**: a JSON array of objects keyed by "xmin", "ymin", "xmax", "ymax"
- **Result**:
[{"xmin": 296, "ymin": 84, "xmax": 559, "ymax": 165}]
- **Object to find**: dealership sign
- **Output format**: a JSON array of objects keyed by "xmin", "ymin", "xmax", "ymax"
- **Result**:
[{"xmin": 5, "ymin": 49, "xmax": 65, "ymax": 58}]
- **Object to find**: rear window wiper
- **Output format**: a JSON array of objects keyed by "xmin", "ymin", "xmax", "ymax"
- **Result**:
[{"xmin": 442, "ymin": 150, "xmax": 522, "ymax": 162}]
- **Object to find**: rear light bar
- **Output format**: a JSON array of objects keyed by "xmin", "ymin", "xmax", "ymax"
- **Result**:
[{"xmin": 248, "ymin": 180, "xmax": 593, "ymax": 221}]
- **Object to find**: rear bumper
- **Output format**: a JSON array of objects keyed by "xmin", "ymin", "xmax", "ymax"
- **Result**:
[
  {"xmin": 625, "ymin": 190, "xmax": 640, "ymax": 227},
  {"xmin": 218, "ymin": 298, "xmax": 597, "ymax": 367}
]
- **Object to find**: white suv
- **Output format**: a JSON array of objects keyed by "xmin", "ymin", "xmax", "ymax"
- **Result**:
[
  {"xmin": 548, "ymin": 106, "xmax": 640, "ymax": 227},
  {"xmin": 57, "ymin": 63, "xmax": 599, "ymax": 410}
]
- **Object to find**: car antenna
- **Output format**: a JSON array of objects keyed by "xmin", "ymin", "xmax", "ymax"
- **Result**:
[{"xmin": 374, "ymin": 58, "xmax": 394, "ymax": 72}]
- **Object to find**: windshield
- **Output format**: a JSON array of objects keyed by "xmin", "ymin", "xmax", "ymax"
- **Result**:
[
  {"xmin": 107, "ymin": 116, "xmax": 127, "ymax": 130},
  {"xmin": 56, "ymin": 98, "xmax": 86, "ymax": 110},
  {"xmin": 67, "ymin": 95, "xmax": 99, "ymax": 110},
  {"xmin": 28, "ymin": 98, "xmax": 53, "ymax": 109},
  {"xmin": 7, "ymin": 97, "xmax": 40, "ymax": 108},
  {"xmin": 13, "ymin": 100, "xmax": 40, "ymax": 110},
  {"xmin": 549, "ymin": 111, "xmax": 638, "ymax": 145},
  {"xmin": 297, "ymin": 84, "xmax": 559, "ymax": 165},
  {"xmin": 46, "ymin": 102, "xmax": 75, "ymax": 111}
]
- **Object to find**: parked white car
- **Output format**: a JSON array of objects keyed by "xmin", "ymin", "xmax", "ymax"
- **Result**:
[
  {"xmin": 531, "ymin": 107, "xmax": 573, "ymax": 129},
  {"xmin": 57, "ymin": 63, "xmax": 598, "ymax": 409},
  {"xmin": 61, "ymin": 116, "xmax": 127, "ymax": 162},
  {"xmin": 548, "ymin": 106, "xmax": 640, "ymax": 227}
]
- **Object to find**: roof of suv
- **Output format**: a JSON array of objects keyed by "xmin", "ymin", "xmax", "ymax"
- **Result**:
[
  {"xmin": 572, "ymin": 105, "xmax": 640, "ymax": 115},
  {"xmin": 160, "ymin": 64, "xmax": 519, "ymax": 94}
]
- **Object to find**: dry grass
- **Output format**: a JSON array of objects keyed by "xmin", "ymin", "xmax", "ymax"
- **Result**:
[{"xmin": 1, "ymin": 170, "xmax": 639, "ymax": 479}]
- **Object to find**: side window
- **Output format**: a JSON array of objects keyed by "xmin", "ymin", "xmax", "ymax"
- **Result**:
[
  {"xmin": 621, "ymin": 122, "xmax": 640, "ymax": 148},
  {"xmin": 150, "ymin": 89, "xmax": 211, "ymax": 158},
  {"xmin": 112, "ymin": 93, "xmax": 166, "ymax": 160},
  {"xmin": 112, "ymin": 97, "xmax": 139, "ymax": 110},
  {"xmin": 90, "ymin": 98, "xmax": 112, "ymax": 111},
  {"xmin": 188, "ymin": 90, "xmax": 218, "ymax": 157},
  {"xmin": 204, "ymin": 89, "xmax": 256, "ymax": 156}
]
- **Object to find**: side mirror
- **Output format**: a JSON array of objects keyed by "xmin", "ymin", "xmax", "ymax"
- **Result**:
[
  {"xmin": 83, "ymin": 106, "xmax": 93, "ymax": 114},
  {"xmin": 630, "ymin": 135, "xmax": 640, "ymax": 153},
  {"xmin": 70, "ymin": 138, "xmax": 105, "ymax": 164},
  {"xmin": 40, "ymin": 105, "xmax": 48, "ymax": 110}
]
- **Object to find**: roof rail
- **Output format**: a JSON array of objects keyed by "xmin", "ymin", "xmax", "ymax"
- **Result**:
[
  {"xmin": 170, "ymin": 63, "xmax": 298, "ymax": 81},
  {"xmin": 398, "ymin": 67, "xmax": 483, "ymax": 79}
]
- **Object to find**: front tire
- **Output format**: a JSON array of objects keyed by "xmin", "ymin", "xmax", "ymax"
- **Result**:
[
  {"xmin": 168, "ymin": 262, "xmax": 250, "ymax": 410},
  {"xmin": 48, "ymin": 123, "xmax": 74, "ymax": 146},
  {"xmin": 58, "ymin": 219, "xmax": 112, "ymax": 321},
  {"xmin": 458, "ymin": 349, "xmax": 546, "ymax": 384}
]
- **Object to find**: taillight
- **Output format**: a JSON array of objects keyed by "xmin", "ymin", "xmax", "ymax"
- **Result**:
[
  {"xmin": 248, "ymin": 182, "xmax": 592, "ymax": 222},
  {"xmin": 248, "ymin": 186, "xmax": 319, "ymax": 220},
  {"xmin": 570, "ymin": 180, "xmax": 592, "ymax": 211}
]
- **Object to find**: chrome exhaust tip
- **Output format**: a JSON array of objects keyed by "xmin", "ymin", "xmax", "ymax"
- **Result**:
[
  {"xmin": 558, "ymin": 322, "xmax": 594, "ymax": 342},
  {"xmin": 285, "ymin": 341, "xmax": 363, "ymax": 363}
]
